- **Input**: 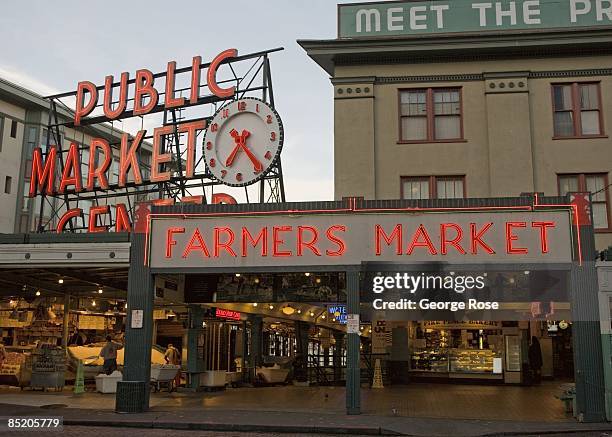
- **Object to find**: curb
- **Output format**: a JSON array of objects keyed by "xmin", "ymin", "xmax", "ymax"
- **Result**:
[{"xmin": 63, "ymin": 419, "xmax": 404, "ymax": 435}]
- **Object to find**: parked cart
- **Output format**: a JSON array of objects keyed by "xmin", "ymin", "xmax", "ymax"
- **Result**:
[{"xmin": 150, "ymin": 364, "xmax": 179, "ymax": 392}]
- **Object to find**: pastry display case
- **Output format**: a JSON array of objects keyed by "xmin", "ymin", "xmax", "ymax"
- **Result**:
[{"xmin": 449, "ymin": 348, "xmax": 500, "ymax": 373}]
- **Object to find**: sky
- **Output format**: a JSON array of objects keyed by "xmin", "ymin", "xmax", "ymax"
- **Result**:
[{"xmin": 0, "ymin": 0, "xmax": 345, "ymax": 201}]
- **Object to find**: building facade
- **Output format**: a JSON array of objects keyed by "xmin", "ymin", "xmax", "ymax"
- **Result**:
[
  {"xmin": 0, "ymin": 77, "xmax": 152, "ymax": 234},
  {"xmin": 300, "ymin": 10, "xmax": 612, "ymax": 250}
]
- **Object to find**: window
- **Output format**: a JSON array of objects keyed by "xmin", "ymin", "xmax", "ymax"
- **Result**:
[
  {"xmin": 4, "ymin": 176, "xmax": 11, "ymax": 194},
  {"xmin": 10, "ymin": 120, "xmax": 17, "ymax": 138},
  {"xmin": 552, "ymin": 83, "xmax": 604, "ymax": 138},
  {"xmin": 399, "ymin": 88, "xmax": 463, "ymax": 142},
  {"xmin": 558, "ymin": 173, "xmax": 610, "ymax": 230},
  {"xmin": 402, "ymin": 176, "xmax": 465, "ymax": 200}
]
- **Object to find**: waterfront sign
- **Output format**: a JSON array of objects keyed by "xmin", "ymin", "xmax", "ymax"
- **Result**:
[
  {"xmin": 339, "ymin": 0, "xmax": 612, "ymax": 38},
  {"xmin": 148, "ymin": 209, "xmax": 574, "ymax": 268}
]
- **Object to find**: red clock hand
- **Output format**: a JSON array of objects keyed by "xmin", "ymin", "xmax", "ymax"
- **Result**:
[
  {"xmin": 225, "ymin": 129, "xmax": 242, "ymax": 167},
  {"xmin": 225, "ymin": 129, "xmax": 263, "ymax": 173},
  {"xmin": 239, "ymin": 139, "xmax": 263, "ymax": 173}
]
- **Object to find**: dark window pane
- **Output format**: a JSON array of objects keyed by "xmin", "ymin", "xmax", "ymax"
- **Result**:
[
  {"xmin": 554, "ymin": 112, "xmax": 574, "ymax": 137},
  {"xmin": 553, "ymin": 85, "xmax": 572, "ymax": 111},
  {"xmin": 10, "ymin": 120, "xmax": 17, "ymax": 138}
]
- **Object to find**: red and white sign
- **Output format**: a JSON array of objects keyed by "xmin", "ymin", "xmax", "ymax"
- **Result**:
[
  {"xmin": 148, "ymin": 209, "xmax": 574, "ymax": 268},
  {"xmin": 215, "ymin": 308, "xmax": 241, "ymax": 321}
]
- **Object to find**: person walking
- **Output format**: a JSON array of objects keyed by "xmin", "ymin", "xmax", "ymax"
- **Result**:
[
  {"xmin": 528, "ymin": 336, "xmax": 543, "ymax": 385},
  {"xmin": 99, "ymin": 335, "xmax": 123, "ymax": 375},
  {"xmin": 164, "ymin": 343, "xmax": 181, "ymax": 390}
]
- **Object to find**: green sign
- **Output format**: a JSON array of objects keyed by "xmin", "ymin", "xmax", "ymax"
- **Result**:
[{"xmin": 338, "ymin": 0, "xmax": 612, "ymax": 38}]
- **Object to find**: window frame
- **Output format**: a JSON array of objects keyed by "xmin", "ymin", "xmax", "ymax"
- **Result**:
[
  {"xmin": 557, "ymin": 172, "xmax": 611, "ymax": 232},
  {"xmin": 397, "ymin": 87, "xmax": 466, "ymax": 144},
  {"xmin": 551, "ymin": 82, "xmax": 607, "ymax": 140},
  {"xmin": 400, "ymin": 175, "xmax": 467, "ymax": 200}
]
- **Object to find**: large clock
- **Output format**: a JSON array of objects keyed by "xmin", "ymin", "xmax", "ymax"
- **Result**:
[{"xmin": 203, "ymin": 97, "xmax": 283, "ymax": 187}]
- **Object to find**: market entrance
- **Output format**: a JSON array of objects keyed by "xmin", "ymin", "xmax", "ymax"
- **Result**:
[
  {"xmin": 117, "ymin": 196, "xmax": 605, "ymax": 421},
  {"xmin": 150, "ymin": 271, "xmax": 348, "ymax": 396}
]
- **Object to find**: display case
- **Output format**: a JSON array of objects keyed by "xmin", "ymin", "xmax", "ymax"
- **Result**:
[
  {"xmin": 449, "ymin": 348, "xmax": 500, "ymax": 374},
  {"xmin": 410, "ymin": 349, "xmax": 449, "ymax": 373}
]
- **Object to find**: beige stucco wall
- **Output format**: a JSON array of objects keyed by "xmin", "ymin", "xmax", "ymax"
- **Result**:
[
  {"xmin": 333, "ymin": 55, "xmax": 612, "ymax": 250},
  {"xmin": 0, "ymin": 100, "xmax": 26, "ymax": 233}
]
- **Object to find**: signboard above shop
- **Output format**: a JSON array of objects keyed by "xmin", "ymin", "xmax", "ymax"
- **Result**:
[
  {"xmin": 338, "ymin": 0, "xmax": 612, "ymax": 39},
  {"xmin": 147, "ymin": 208, "xmax": 574, "ymax": 269}
]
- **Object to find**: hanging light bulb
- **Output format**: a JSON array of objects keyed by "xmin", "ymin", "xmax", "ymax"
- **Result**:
[
  {"xmin": 35, "ymin": 290, "xmax": 41, "ymax": 296},
  {"xmin": 252, "ymin": 302, "xmax": 258, "ymax": 307},
  {"xmin": 235, "ymin": 273, "xmax": 241, "ymax": 277},
  {"xmin": 297, "ymin": 309, "xmax": 302, "ymax": 314},
  {"xmin": 254, "ymin": 277, "xmax": 260, "ymax": 284},
  {"xmin": 268, "ymin": 304, "xmax": 274, "ymax": 310},
  {"xmin": 304, "ymin": 272, "xmax": 311, "ymax": 277},
  {"xmin": 321, "ymin": 314, "xmax": 326, "ymax": 319},
  {"xmin": 124, "ymin": 303, "xmax": 128, "ymax": 309},
  {"xmin": 98, "ymin": 288, "xmax": 103, "ymax": 294},
  {"xmin": 309, "ymin": 311, "xmax": 315, "ymax": 317},
  {"xmin": 58, "ymin": 279, "xmax": 64, "ymax": 284},
  {"xmin": 92, "ymin": 300, "xmax": 96, "ymax": 307}
]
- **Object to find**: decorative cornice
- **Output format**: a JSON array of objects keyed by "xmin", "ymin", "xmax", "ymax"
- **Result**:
[
  {"xmin": 371, "ymin": 69, "xmax": 612, "ymax": 84},
  {"xmin": 530, "ymin": 68, "xmax": 612, "ymax": 78},
  {"xmin": 376, "ymin": 74, "xmax": 483, "ymax": 84}
]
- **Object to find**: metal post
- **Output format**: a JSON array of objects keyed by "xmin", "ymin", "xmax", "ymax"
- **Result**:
[
  {"xmin": 570, "ymin": 193, "xmax": 606, "ymax": 422},
  {"xmin": 333, "ymin": 331, "xmax": 344, "ymax": 384},
  {"xmin": 61, "ymin": 292, "xmax": 70, "ymax": 348},
  {"xmin": 346, "ymin": 270, "xmax": 360, "ymax": 415},
  {"xmin": 116, "ymin": 233, "xmax": 154, "ymax": 413}
]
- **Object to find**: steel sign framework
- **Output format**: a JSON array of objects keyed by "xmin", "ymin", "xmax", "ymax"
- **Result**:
[{"xmin": 35, "ymin": 47, "xmax": 286, "ymax": 233}]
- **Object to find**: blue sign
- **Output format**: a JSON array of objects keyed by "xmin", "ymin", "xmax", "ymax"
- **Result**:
[{"xmin": 328, "ymin": 305, "xmax": 347, "ymax": 324}]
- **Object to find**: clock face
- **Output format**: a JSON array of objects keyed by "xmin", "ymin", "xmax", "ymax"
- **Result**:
[{"xmin": 203, "ymin": 98, "xmax": 283, "ymax": 187}]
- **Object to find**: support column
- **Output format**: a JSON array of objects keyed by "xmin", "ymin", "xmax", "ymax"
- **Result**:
[
  {"xmin": 346, "ymin": 270, "xmax": 360, "ymax": 415},
  {"xmin": 186, "ymin": 305, "xmax": 204, "ymax": 390},
  {"xmin": 570, "ymin": 193, "xmax": 606, "ymax": 422},
  {"xmin": 116, "ymin": 233, "xmax": 154, "ymax": 413},
  {"xmin": 294, "ymin": 321, "xmax": 310, "ymax": 383},
  {"xmin": 61, "ymin": 292, "xmax": 70, "ymax": 348},
  {"xmin": 333, "ymin": 331, "xmax": 345, "ymax": 385},
  {"xmin": 248, "ymin": 315, "xmax": 263, "ymax": 382}
]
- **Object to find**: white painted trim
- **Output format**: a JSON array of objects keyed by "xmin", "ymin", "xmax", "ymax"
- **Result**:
[{"xmin": 0, "ymin": 242, "xmax": 130, "ymax": 267}]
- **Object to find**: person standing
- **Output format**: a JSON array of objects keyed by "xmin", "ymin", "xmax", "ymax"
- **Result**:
[
  {"xmin": 528, "ymin": 336, "xmax": 543, "ymax": 385},
  {"xmin": 164, "ymin": 343, "xmax": 181, "ymax": 390},
  {"xmin": 0, "ymin": 341, "xmax": 6, "ymax": 369},
  {"xmin": 99, "ymin": 335, "xmax": 123, "ymax": 375}
]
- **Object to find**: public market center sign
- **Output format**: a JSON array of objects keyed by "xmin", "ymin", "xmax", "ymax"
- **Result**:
[
  {"xmin": 338, "ymin": 0, "xmax": 612, "ymax": 38},
  {"xmin": 147, "ymin": 209, "xmax": 573, "ymax": 268}
]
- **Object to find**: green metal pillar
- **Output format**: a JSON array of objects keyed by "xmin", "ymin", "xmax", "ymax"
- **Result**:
[
  {"xmin": 333, "ymin": 331, "xmax": 345, "ymax": 384},
  {"xmin": 186, "ymin": 305, "xmax": 205, "ymax": 389},
  {"xmin": 570, "ymin": 194, "xmax": 606, "ymax": 422},
  {"xmin": 346, "ymin": 270, "xmax": 360, "ymax": 415},
  {"xmin": 248, "ymin": 314, "xmax": 263, "ymax": 382},
  {"xmin": 116, "ymin": 233, "xmax": 154, "ymax": 413}
]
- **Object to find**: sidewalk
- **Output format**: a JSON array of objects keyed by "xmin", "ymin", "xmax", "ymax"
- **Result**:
[{"xmin": 1, "ymin": 402, "xmax": 611, "ymax": 436}]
